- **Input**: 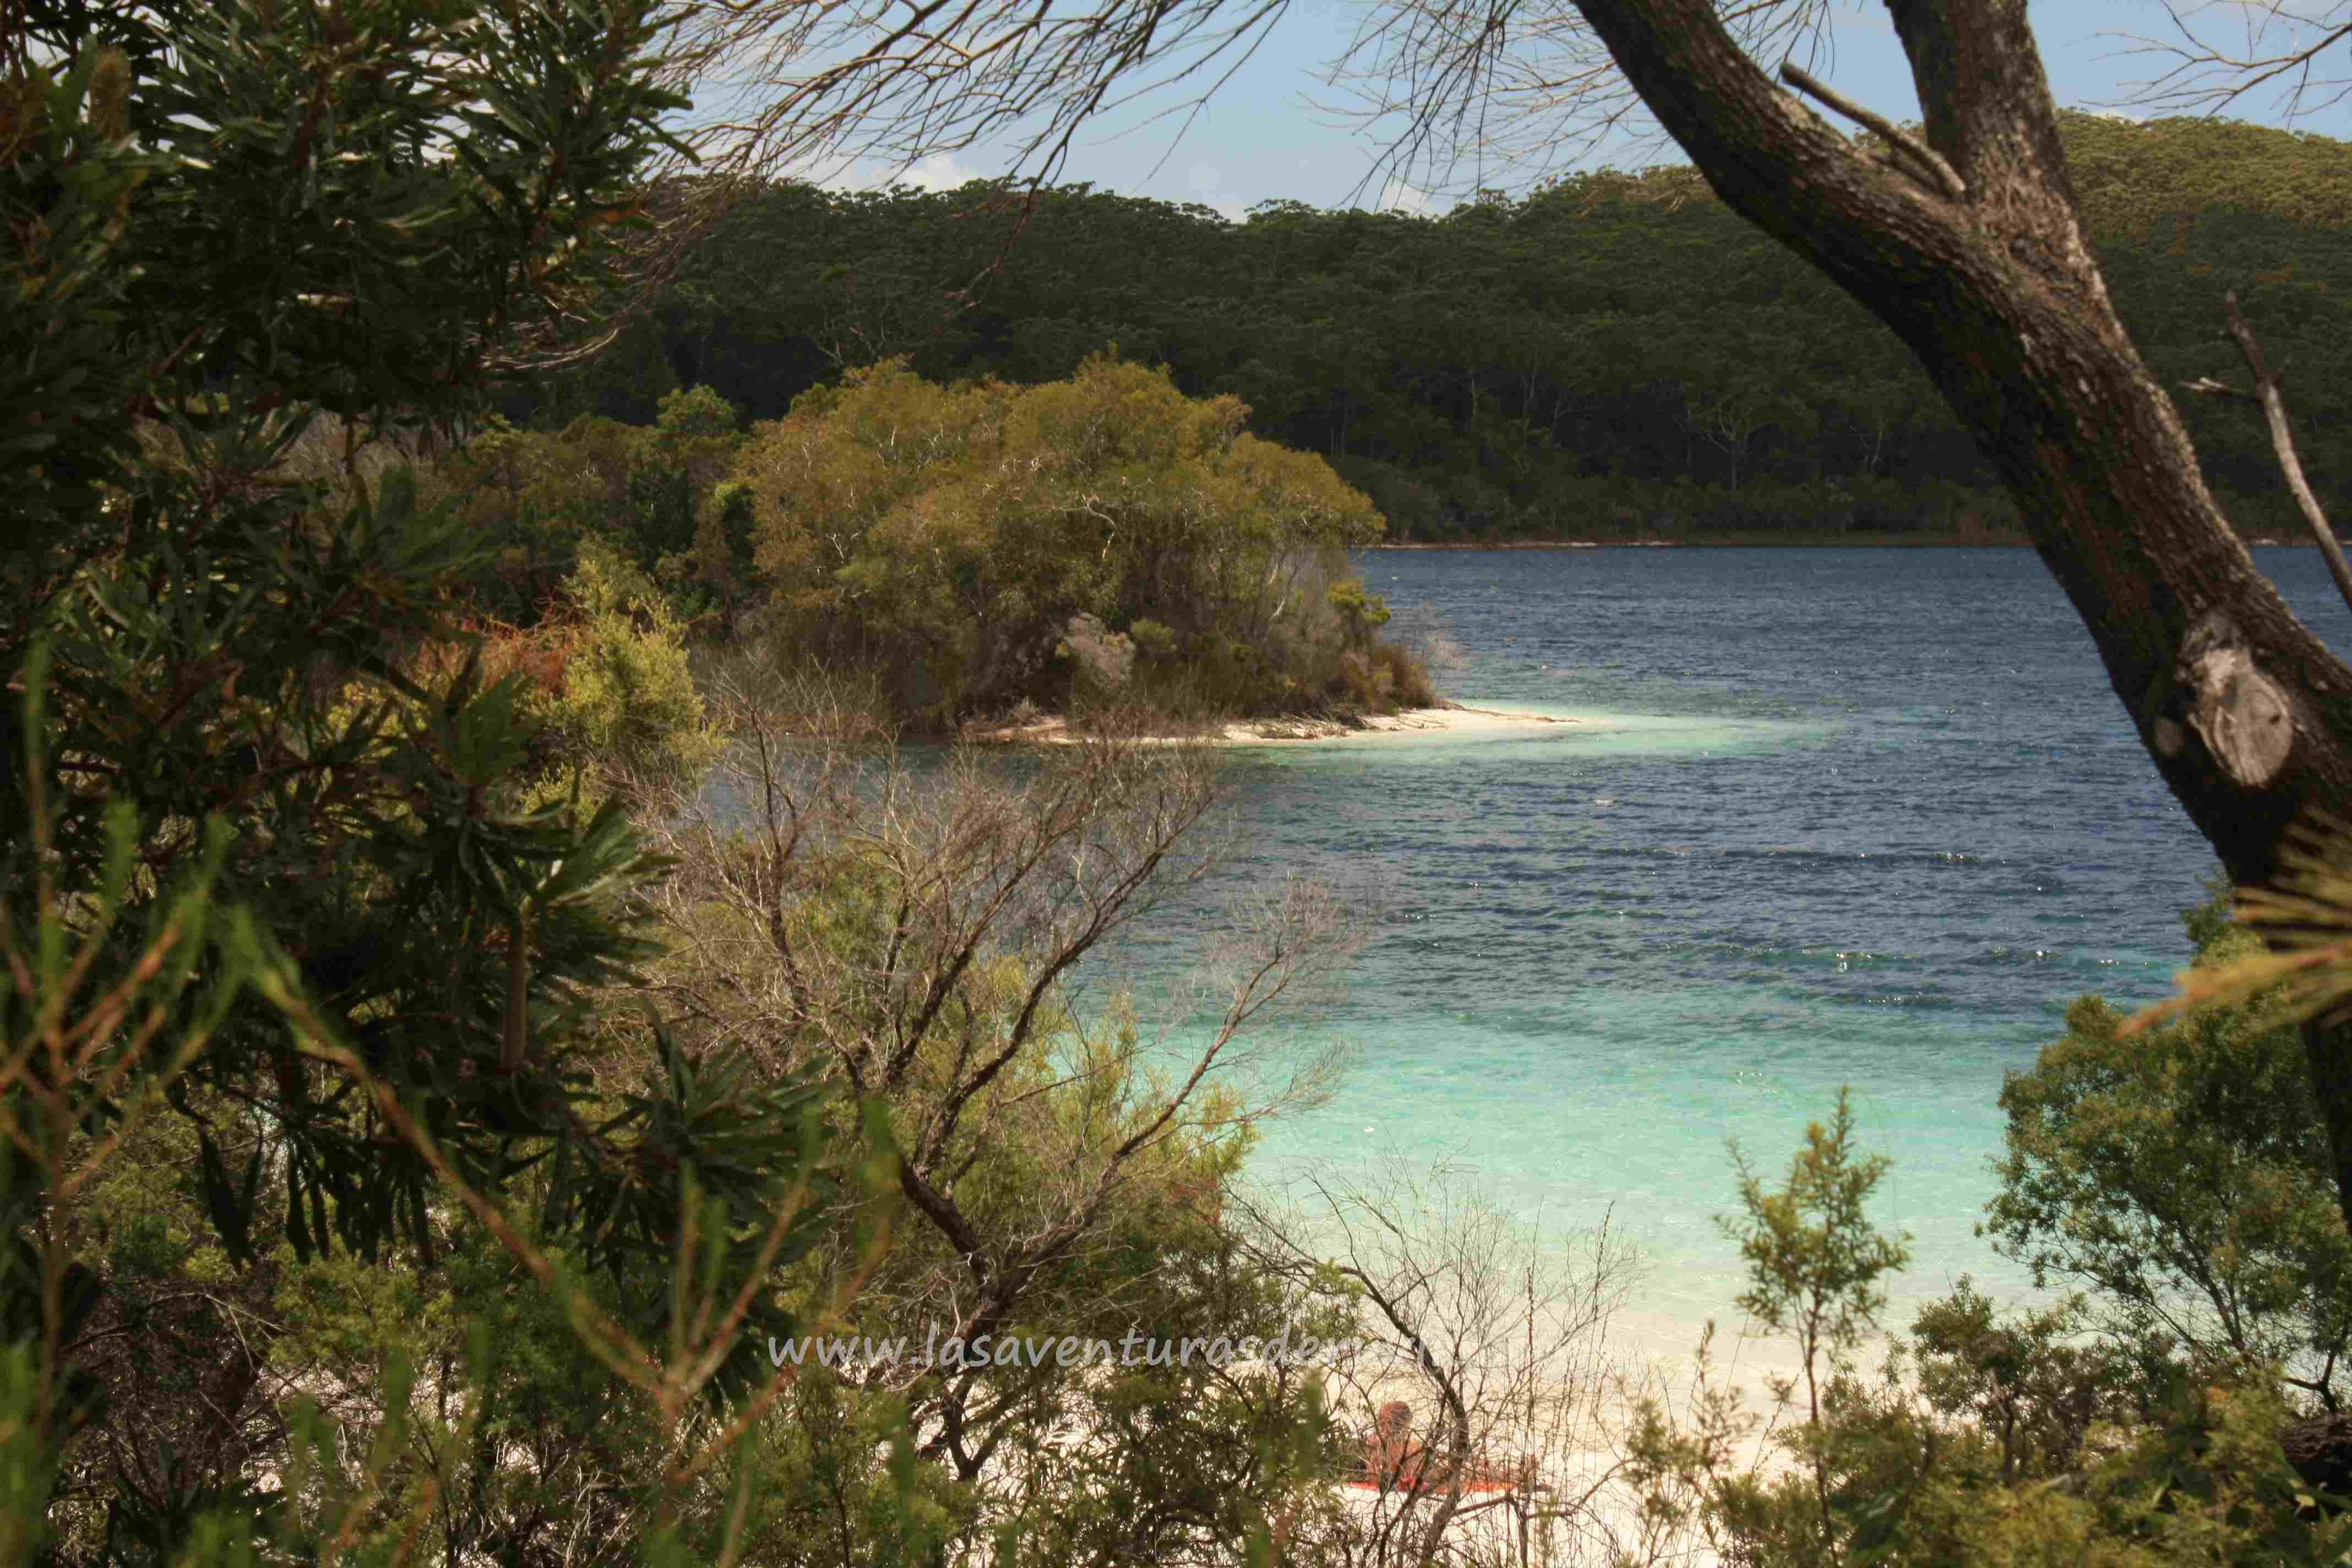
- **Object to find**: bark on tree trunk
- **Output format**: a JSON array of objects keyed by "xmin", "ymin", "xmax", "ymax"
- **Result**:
[{"xmin": 1569, "ymin": 0, "xmax": 2352, "ymax": 1233}]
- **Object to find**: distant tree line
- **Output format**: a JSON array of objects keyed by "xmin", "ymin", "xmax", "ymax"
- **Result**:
[{"xmin": 508, "ymin": 113, "xmax": 2352, "ymax": 542}]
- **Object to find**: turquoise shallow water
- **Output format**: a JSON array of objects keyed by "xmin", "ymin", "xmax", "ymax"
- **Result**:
[{"xmin": 1103, "ymin": 545, "xmax": 2352, "ymax": 1361}]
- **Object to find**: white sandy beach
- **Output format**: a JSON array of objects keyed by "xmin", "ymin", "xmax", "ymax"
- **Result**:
[{"xmin": 976, "ymin": 704, "xmax": 1588, "ymax": 746}]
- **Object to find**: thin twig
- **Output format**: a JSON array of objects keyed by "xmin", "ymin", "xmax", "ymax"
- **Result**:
[
  {"xmin": 2180, "ymin": 375, "xmax": 2256, "ymax": 404},
  {"xmin": 2214, "ymin": 291, "xmax": 2352, "ymax": 617},
  {"xmin": 1779, "ymin": 62, "xmax": 1966, "ymax": 202}
]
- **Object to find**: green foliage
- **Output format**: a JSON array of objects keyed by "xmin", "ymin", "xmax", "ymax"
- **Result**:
[
  {"xmin": 1327, "ymin": 578, "xmax": 1393, "ymax": 647},
  {"xmin": 1907, "ymin": 1278, "xmax": 2150, "ymax": 1486},
  {"xmin": 1128, "ymin": 616, "xmax": 1179, "ymax": 661},
  {"xmin": 731, "ymin": 355, "xmax": 1404, "ymax": 723},
  {"xmin": 710, "ymin": 1373, "xmax": 959, "ymax": 1566},
  {"xmin": 626, "ymin": 443, "xmax": 701, "ymax": 566},
  {"xmin": 632, "ymin": 676, "xmax": 1365, "ymax": 1560},
  {"xmin": 689, "ymin": 478, "xmax": 763, "ymax": 627},
  {"xmin": 1721, "ymin": 1087, "xmax": 1913, "ymax": 1557},
  {"xmin": 1, "ymin": 3, "xmax": 1411, "ymax": 1562},
  {"xmin": 2, "ymin": 0, "xmax": 697, "ymax": 1121},
  {"xmin": 658, "ymin": 382, "xmax": 744, "ymax": 438},
  {"xmin": 415, "ymin": 384, "xmax": 751, "ymax": 626},
  {"xmin": 7, "ymin": 0, "xmax": 691, "ymax": 615},
  {"xmin": 1634, "ymin": 1030, "xmax": 2352, "ymax": 1566},
  {"xmin": 4, "ymin": 653, "xmax": 873, "ymax": 1558},
  {"xmin": 1987, "ymin": 890, "xmax": 2352, "ymax": 1407},
  {"xmin": 1724, "ymin": 1089, "xmax": 1914, "ymax": 1412},
  {"xmin": 508, "ymin": 113, "xmax": 2352, "ymax": 541},
  {"xmin": 521, "ymin": 543, "xmax": 725, "ymax": 799},
  {"xmin": 0, "ymin": 2, "xmax": 934, "ymax": 1559}
]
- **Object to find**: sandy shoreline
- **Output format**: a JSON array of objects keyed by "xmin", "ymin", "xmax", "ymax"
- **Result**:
[{"xmin": 973, "ymin": 704, "xmax": 1587, "ymax": 747}]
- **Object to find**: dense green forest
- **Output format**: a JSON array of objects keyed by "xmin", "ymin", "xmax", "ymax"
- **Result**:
[{"xmin": 516, "ymin": 113, "xmax": 2352, "ymax": 541}]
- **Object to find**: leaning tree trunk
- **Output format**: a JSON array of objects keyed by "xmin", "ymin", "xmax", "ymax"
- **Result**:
[{"xmin": 1567, "ymin": 0, "xmax": 2352, "ymax": 1235}]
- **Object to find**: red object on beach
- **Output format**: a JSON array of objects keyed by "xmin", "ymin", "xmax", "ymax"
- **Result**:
[{"xmin": 1348, "ymin": 1402, "xmax": 1533, "ymax": 1495}]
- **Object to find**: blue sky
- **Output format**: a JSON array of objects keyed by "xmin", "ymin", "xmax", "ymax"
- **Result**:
[{"xmin": 785, "ymin": 1, "xmax": 2352, "ymax": 217}]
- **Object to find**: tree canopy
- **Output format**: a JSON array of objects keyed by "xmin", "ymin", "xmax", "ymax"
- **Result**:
[
  {"xmin": 0, "ymin": 0, "xmax": 864, "ymax": 1547},
  {"xmin": 511, "ymin": 111, "xmax": 2352, "ymax": 541},
  {"xmin": 730, "ymin": 356, "xmax": 1400, "ymax": 721}
]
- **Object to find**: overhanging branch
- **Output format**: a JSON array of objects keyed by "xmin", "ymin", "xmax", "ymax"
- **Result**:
[
  {"xmin": 2185, "ymin": 291, "xmax": 2352, "ymax": 619},
  {"xmin": 1778, "ymin": 62, "xmax": 1964, "ymax": 200}
]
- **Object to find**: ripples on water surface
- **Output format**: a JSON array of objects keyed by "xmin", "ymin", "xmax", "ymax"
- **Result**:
[{"xmin": 1097, "ymin": 546, "xmax": 2352, "ymax": 1356}]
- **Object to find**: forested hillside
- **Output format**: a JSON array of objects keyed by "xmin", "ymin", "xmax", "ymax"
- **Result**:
[{"xmin": 515, "ymin": 113, "xmax": 2352, "ymax": 541}]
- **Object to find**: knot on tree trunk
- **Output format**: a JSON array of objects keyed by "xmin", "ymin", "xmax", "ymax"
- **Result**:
[{"xmin": 2150, "ymin": 613, "xmax": 2295, "ymax": 789}]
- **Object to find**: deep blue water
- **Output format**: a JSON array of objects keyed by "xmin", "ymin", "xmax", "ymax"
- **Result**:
[{"xmin": 1105, "ymin": 545, "xmax": 2352, "ymax": 1361}]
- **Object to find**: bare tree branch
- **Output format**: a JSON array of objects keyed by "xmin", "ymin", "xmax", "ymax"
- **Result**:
[
  {"xmin": 2181, "ymin": 291, "xmax": 2352, "ymax": 617},
  {"xmin": 2105, "ymin": 1, "xmax": 2352, "ymax": 121},
  {"xmin": 656, "ymin": 0, "xmax": 1836, "ymax": 210},
  {"xmin": 1778, "ymin": 61, "xmax": 1964, "ymax": 198},
  {"xmin": 1232, "ymin": 1155, "xmax": 1655, "ymax": 1562},
  {"xmin": 2222, "ymin": 292, "xmax": 2352, "ymax": 616},
  {"xmin": 666, "ymin": 0, "xmax": 1291, "ymax": 193},
  {"xmin": 624, "ymin": 657, "xmax": 1364, "ymax": 1497}
]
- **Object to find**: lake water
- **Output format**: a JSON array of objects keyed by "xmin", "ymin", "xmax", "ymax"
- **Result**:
[{"xmin": 1109, "ymin": 544, "xmax": 2352, "ymax": 1373}]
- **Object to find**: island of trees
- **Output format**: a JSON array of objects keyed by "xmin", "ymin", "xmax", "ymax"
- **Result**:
[{"xmin": 431, "ymin": 357, "xmax": 1433, "ymax": 732}]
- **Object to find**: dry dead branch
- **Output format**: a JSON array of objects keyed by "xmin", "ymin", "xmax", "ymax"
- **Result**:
[
  {"xmin": 1234, "ymin": 1152, "xmax": 1667, "ymax": 1565},
  {"xmin": 2107, "ymin": 2, "xmax": 2352, "ymax": 121},
  {"xmin": 2182, "ymin": 291, "xmax": 2352, "ymax": 617},
  {"xmin": 624, "ymin": 653, "xmax": 1366, "ymax": 1489}
]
